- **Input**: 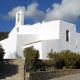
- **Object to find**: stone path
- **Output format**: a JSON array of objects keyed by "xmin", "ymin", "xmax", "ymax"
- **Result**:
[
  {"xmin": 0, "ymin": 60, "xmax": 25, "ymax": 80},
  {"xmin": 50, "ymin": 73, "xmax": 80, "ymax": 80}
]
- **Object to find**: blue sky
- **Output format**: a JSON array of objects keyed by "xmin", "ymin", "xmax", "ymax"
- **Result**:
[{"xmin": 0, "ymin": 0, "xmax": 80, "ymax": 32}]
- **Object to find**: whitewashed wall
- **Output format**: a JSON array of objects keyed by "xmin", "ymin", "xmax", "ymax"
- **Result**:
[
  {"xmin": 40, "ymin": 21, "xmax": 60, "ymax": 40},
  {"xmin": 41, "ymin": 39, "xmax": 61, "ymax": 59},
  {"xmin": 0, "ymin": 35, "xmax": 17, "ymax": 59},
  {"xmin": 16, "ymin": 34, "xmax": 39, "ymax": 58},
  {"xmin": 76, "ymin": 33, "xmax": 80, "ymax": 52},
  {"xmin": 59, "ymin": 21, "xmax": 76, "ymax": 52}
]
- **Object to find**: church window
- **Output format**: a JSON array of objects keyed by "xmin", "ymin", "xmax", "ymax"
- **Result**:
[
  {"xmin": 66, "ymin": 30, "xmax": 70, "ymax": 42},
  {"xmin": 17, "ymin": 27, "xmax": 19, "ymax": 32},
  {"xmin": 51, "ymin": 49, "xmax": 53, "ymax": 52}
]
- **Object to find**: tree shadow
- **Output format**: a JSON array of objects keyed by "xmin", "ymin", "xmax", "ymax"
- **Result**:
[{"xmin": 0, "ymin": 59, "xmax": 18, "ymax": 79}]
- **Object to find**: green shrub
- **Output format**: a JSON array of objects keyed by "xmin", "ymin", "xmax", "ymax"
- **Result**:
[{"xmin": 48, "ymin": 50, "xmax": 80, "ymax": 69}]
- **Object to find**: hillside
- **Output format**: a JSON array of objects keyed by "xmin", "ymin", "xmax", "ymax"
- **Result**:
[{"xmin": 0, "ymin": 32, "xmax": 9, "ymax": 41}]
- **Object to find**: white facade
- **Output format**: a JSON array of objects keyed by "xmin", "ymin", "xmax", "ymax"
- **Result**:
[{"xmin": 0, "ymin": 10, "xmax": 80, "ymax": 59}]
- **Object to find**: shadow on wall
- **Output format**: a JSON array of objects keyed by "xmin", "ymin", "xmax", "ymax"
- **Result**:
[{"xmin": 0, "ymin": 59, "xmax": 18, "ymax": 79}]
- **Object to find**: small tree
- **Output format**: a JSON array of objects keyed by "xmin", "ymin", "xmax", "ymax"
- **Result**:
[
  {"xmin": 23, "ymin": 46, "xmax": 39, "ymax": 71},
  {"xmin": 0, "ymin": 45, "xmax": 5, "ymax": 62}
]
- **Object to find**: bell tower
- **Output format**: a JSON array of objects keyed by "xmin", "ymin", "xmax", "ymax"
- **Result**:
[{"xmin": 16, "ymin": 9, "xmax": 24, "ymax": 25}]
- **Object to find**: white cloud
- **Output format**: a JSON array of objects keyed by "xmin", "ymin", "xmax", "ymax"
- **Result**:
[
  {"xmin": 7, "ymin": 2, "xmax": 45, "ymax": 22},
  {"xmin": 46, "ymin": 0, "xmax": 80, "ymax": 22},
  {"xmin": 5, "ymin": 0, "xmax": 80, "ymax": 23},
  {"xmin": 25, "ymin": 2, "xmax": 45, "ymax": 21},
  {"xmin": 8, "ymin": 6, "xmax": 26, "ymax": 18}
]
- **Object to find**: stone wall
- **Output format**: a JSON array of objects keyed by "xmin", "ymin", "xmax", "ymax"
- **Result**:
[{"xmin": 27, "ymin": 69, "xmax": 80, "ymax": 80}]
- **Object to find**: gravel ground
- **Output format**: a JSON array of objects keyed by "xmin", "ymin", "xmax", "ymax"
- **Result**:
[{"xmin": 50, "ymin": 73, "xmax": 80, "ymax": 80}]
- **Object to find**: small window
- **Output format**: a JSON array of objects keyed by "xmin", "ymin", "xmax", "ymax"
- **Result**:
[
  {"xmin": 66, "ymin": 30, "xmax": 70, "ymax": 42},
  {"xmin": 17, "ymin": 13, "xmax": 20, "ymax": 22},
  {"xmin": 17, "ymin": 27, "xmax": 19, "ymax": 32},
  {"xmin": 51, "ymin": 49, "xmax": 53, "ymax": 52}
]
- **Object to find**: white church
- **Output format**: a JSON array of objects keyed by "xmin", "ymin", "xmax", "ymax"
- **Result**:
[{"xmin": 0, "ymin": 9, "xmax": 80, "ymax": 59}]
